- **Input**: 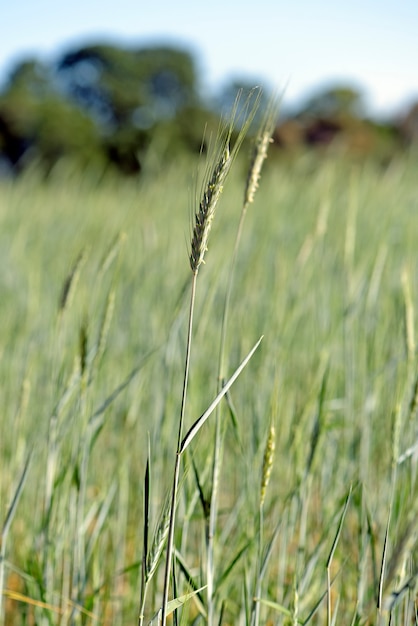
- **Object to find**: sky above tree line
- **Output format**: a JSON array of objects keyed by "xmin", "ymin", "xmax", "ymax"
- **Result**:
[{"xmin": 2, "ymin": 0, "xmax": 417, "ymax": 118}]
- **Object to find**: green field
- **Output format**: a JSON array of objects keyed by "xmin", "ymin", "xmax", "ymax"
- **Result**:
[{"xmin": 1, "ymin": 146, "xmax": 418, "ymax": 625}]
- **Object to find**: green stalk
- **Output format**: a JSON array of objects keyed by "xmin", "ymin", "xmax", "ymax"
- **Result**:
[
  {"xmin": 207, "ymin": 93, "xmax": 279, "ymax": 626},
  {"xmin": 160, "ymin": 272, "xmax": 197, "ymax": 626}
]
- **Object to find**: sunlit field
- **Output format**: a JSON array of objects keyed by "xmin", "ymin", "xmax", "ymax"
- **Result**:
[{"xmin": 1, "ymin": 144, "xmax": 418, "ymax": 625}]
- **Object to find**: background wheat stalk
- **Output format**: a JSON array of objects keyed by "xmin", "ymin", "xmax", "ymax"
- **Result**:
[{"xmin": 206, "ymin": 93, "xmax": 279, "ymax": 626}]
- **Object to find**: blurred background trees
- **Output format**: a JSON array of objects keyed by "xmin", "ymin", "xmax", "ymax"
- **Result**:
[{"xmin": 0, "ymin": 40, "xmax": 416, "ymax": 177}]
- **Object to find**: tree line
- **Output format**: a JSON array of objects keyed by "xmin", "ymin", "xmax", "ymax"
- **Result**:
[{"xmin": 0, "ymin": 41, "xmax": 417, "ymax": 177}]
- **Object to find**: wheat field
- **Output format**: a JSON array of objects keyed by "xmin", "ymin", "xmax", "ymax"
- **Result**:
[{"xmin": 1, "ymin": 130, "xmax": 418, "ymax": 625}]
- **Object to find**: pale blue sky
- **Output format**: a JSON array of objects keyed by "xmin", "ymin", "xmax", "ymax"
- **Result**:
[{"xmin": 1, "ymin": 0, "xmax": 417, "ymax": 116}]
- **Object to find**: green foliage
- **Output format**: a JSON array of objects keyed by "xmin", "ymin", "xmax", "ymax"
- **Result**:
[
  {"xmin": 56, "ymin": 43, "xmax": 199, "ymax": 126},
  {"xmin": 0, "ymin": 41, "xmax": 412, "ymax": 177},
  {"xmin": 299, "ymin": 83, "xmax": 365, "ymax": 119},
  {"xmin": 0, "ymin": 58, "xmax": 104, "ymax": 173},
  {"xmin": 0, "ymin": 43, "xmax": 210, "ymax": 175}
]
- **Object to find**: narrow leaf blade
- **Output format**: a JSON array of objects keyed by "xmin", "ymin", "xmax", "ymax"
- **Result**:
[{"xmin": 180, "ymin": 336, "xmax": 263, "ymax": 453}]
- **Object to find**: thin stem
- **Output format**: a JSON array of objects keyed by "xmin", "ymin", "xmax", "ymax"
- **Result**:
[
  {"xmin": 251, "ymin": 505, "xmax": 264, "ymax": 626},
  {"xmin": 138, "ymin": 458, "xmax": 149, "ymax": 626},
  {"xmin": 207, "ymin": 98, "xmax": 277, "ymax": 625},
  {"xmin": 207, "ymin": 206, "xmax": 247, "ymax": 626},
  {"xmin": 161, "ymin": 271, "xmax": 198, "ymax": 626}
]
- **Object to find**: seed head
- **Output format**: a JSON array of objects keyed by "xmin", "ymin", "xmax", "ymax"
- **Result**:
[
  {"xmin": 189, "ymin": 144, "xmax": 231, "ymax": 274},
  {"xmin": 244, "ymin": 132, "xmax": 273, "ymax": 207},
  {"xmin": 260, "ymin": 422, "xmax": 276, "ymax": 507}
]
